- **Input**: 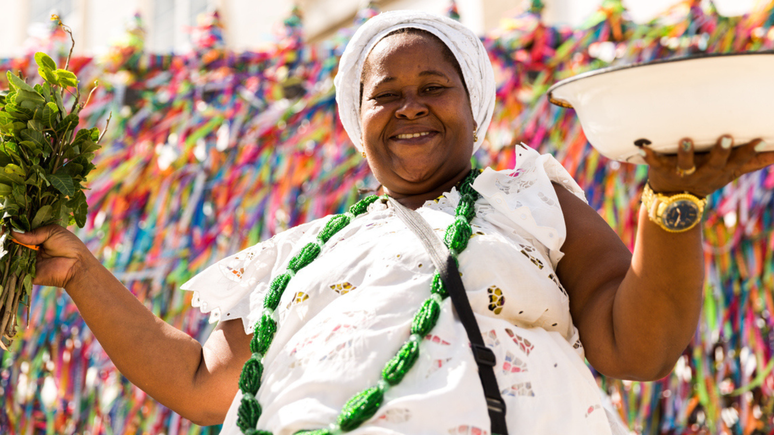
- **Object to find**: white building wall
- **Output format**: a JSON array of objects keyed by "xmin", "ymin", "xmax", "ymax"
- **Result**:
[{"xmin": 0, "ymin": 0, "xmax": 760, "ymax": 58}]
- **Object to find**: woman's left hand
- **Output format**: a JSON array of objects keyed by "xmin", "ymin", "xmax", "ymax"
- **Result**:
[{"xmin": 641, "ymin": 136, "xmax": 774, "ymax": 197}]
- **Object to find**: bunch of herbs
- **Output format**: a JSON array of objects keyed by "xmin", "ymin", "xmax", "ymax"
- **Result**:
[{"xmin": 0, "ymin": 18, "xmax": 108, "ymax": 349}]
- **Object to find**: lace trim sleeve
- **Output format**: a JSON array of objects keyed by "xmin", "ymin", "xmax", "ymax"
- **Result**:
[
  {"xmin": 472, "ymin": 144, "xmax": 586, "ymax": 268},
  {"xmin": 180, "ymin": 219, "xmax": 323, "ymax": 333}
]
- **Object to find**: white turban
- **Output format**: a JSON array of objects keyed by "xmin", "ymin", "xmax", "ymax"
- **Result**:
[{"xmin": 334, "ymin": 10, "xmax": 497, "ymax": 154}]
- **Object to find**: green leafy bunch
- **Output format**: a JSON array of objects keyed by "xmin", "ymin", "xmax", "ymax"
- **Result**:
[
  {"xmin": 0, "ymin": 41, "xmax": 107, "ymax": 348},
  {"xmin": 0, "ymin": 54, "xmax": 100, "ymax": 232}
]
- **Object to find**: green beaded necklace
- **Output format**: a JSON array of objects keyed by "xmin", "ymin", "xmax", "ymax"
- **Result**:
[{"xmin": 237, "ymin": 169, "xmax": 481, "ymax": 435}]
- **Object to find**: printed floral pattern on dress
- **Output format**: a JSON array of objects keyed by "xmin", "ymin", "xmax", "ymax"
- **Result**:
[
  {"xmin": 425, "ymin": 334, "xmax": 451, "ymax": 345},
  {"xmin": 519, "ymin": 244, "xmax": 544, "ymax": 269},
  {"xmin": 503, "ymin": 351, "xmax": 527, "ymax": 374},
  {"xmin": 427, "ymin": 358, "xmax": 453, "ymax": 377},
  {"xmin": 217, "ymin": 250, "xmax": 257, "ymax": 282},
  {"xmin": 330, "ymin": 282, "xmax": 356, "ymax": 295},
  {"xmin": 584, "ymin": 404, "xmax": 601, "ymax": 417},
  {"xmin": 376, "ymin": 408, "xmax": 411, "ymax": 424},
  {"xmin": 286, "ymin": 291, "xmax": 310, "ymax": 309},
  {"xmin": 448, "ymin": 425, "xmax": 489, "ymax": 435},
  {"xmin": 487, "ymin": 286, "xmax": 505, "ymax": 315},
  {"xmin": 501, "ymin": 382, "xmax": 535, "ymax": 397},
  {"xmin": 483, "ymin": 329, "xmax": 500, "ymax": 349},
  {"xmin": 573, "ymin": 339, "xmax": 583, "ymax": 350},
  {"xmin": 505, "ymin": 328, "xmax": 534, "ymax": 356}
]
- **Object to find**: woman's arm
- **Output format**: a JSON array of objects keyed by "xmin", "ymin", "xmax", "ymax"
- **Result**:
[
  {"xmin": 556, "ymin": 136, "xmax": 774, "ymax": 381},
  {"xmin": 12, "ymin": 226, "xmax": 252, "ymax": 425}
]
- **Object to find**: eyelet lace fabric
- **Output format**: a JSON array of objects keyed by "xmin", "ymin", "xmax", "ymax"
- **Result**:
[{"xmin": 181, "ymin": 146, "xmax": 626, "ymax": 435}]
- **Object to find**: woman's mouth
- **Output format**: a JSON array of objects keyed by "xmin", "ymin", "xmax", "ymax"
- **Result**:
[{"xmin": 391, "ymin": 131, "xmax": 438, "ymax": 143}]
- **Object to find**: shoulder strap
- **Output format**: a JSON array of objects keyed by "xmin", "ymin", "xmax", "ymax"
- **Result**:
[{"xmin": 388, "ymin": 198, "xmax": 509, "ymax": 435}]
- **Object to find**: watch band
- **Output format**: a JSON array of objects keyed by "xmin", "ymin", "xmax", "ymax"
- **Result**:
[{"xmin": 642, "ymin": 183, "xmax": 707, "ymax": 233}]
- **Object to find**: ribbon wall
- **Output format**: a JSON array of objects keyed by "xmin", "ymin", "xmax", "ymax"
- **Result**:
[{"xmin": 1, "ymin": 1, "xmax": 773, "ymax": 433}]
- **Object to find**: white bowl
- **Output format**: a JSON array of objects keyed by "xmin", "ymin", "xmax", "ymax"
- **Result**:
[{"xmin": 547, "ymin": 52, "xmax": 774, "ymax": 164}]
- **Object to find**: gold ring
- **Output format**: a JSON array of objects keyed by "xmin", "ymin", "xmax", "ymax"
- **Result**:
[{"xmin": 676, "ymin": 166, "xmax": 697, "ymax": 177}]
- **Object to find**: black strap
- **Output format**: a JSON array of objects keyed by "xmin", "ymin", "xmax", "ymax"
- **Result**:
[{"xmin": 389, "ymin": 198, "xmax": 509, "ymax": 435}]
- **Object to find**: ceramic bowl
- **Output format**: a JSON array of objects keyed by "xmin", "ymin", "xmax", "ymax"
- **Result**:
[{"xmin": 547, "ymin": 52, "xmax": 774, "ymax": 164}]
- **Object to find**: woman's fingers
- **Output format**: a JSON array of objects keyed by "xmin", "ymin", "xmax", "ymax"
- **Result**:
[
  {"xmin": 10, "ymin": 225, "xmax": 58, "ymax": 252},
  {"xmin": 704, "ymin": 136, "xmax": 733, "ymax": 171},
  {"xmin": 676, "ymin": 138, "xmax": 696, "ymax": 175}
]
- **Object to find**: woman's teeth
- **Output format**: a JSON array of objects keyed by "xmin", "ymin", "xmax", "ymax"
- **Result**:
[{"xmin": 395, "ymin": 132, "xmax": 431, "ymax": 140}]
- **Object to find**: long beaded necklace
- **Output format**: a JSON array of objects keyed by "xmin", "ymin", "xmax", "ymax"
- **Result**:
[{"xmin": 237, "ymin": 169, "xmax": 481, "ymax": 435}]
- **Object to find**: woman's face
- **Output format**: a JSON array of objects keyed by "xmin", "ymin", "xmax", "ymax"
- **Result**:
[{"xmin": 359, "ymin": 32, "xmax": 475, "ymax": 197}]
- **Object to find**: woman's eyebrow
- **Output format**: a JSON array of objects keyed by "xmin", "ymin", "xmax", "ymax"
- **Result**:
[{"xmin": 370, "ymin": 70, "xmax": 451, "ymax": 90}]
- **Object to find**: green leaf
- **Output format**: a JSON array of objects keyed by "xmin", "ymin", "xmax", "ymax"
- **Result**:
[
  {"xmin": 5, "ymin": 104, "xmax": 33, "ymax": 121},
  {"xmin": 55, "ymin": 70, "xmax": 78, "ymax": 88},
  {"xmin": 0, "ymin": 172, "xmax": 23, "ymax": 186},
  {"xmin": 38, "ymin": 67, "xmax": 59, "ymax": 86},
  {"xmin": 20, "ymin": 129, "xmax": 49, "ymax": 151},
  {"xmin": 16, "ymin": 215, "xmax": 31, "ymax": 232},
  {"xmin": 5, "ymin": 163, "xmax": 26, "ymax": 178},
  {"xmin": 56, "ymin": 114, "xmax": 79, "ymax": 137},
  {"xmin": 48, "ymin": 172, "xmax": 75, "ymax": 197},
  {"xmin": 23, "ymin": 274, "xmax": 32, "ymax": 295},
  {"xmin": 46, "ymin": 102, "xmax": 59, "ymax": 113},
  {"xmin": 27, "ymin": 119, "xmax": 45, "ymax": 132},
  {"xmin": 6, "ymin": 71, "xmax": 35, "ymax": 93},
  {"xmin": 41, "ymin": 105, "xmax": 59, "ymax": 128},
  {"xmin": 16, "ymin": 89, "xmax": 45, "ymax": 106},
  {"xmin": 69, "ymin": 191, "xmax": 88, "ymax": 228},
  {"xmin": 34, "ymin": 52, "xmax": 57, "ymax": 70},
  {"xmin": 0, "ymin": 184, "xmax": 11, "ymax": 198},
  {"xmin": 31, "ymin": 205, "xmax": 53, "ymax": 228},
  {"xmin": 53, "ymin": 90, "xmax": 66, "ymax": 114}
]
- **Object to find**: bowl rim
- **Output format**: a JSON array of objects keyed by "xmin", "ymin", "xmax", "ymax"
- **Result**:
[{"xmin": 547, "ymin": 50, "xmax": 774, "ymax": 109}]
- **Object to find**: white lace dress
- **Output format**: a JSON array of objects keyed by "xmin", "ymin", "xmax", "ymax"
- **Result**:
[{"xmin": 182, "ymin": 146, "xmax": 627, "ymax": 435}]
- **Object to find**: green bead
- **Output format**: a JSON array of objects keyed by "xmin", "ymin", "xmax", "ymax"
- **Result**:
[
  {"xmin": 430, "ymin": 273, "xmax": 448, "ymax": 298},
  {"xmin": 264, "ymin": 273, "xmax": 291, "ymax": 310},
  {"xmin": 318, "ymin": 214, "xmax": 352, "ymax": 243},
  {"xmin": 459, "ymin": 170, "xmax": 480, "ymax": 197},
  {"xmin": 294, "ymin": 430, "xmax": 332, "ymax": 435},
  {"xmin": 411, "ymin": 298, "xmax": 441, "ymax": 337},
  {"xmin": 337, "ymin": 385, "xmax": 385, "ymax": 431},
  {"xmin": 455, "ymin": 194, "xmax": 477, "ymax": 221},
  {"xmin": 348, "ymin": 195, "xmax": 379, "ymax": 216},
  {"xmin": 251, "ymin": 314, "xmax": 277, "ymax": 354},
  {"xmin": 444, "ymin": 219, "xmax": 472, "ymax": 253},
  {"xmin": 288, "ymin": 242, "xmax": 322, "ymax": 273},
  {"xmin": 245, "ymin": 430, "xmax": 273, "ymax": 435},
  {"xmin": 238, "ymin": 354, "xmax": 264, "ymax": 395},
  {"xmin": 237, "ymin": 393, "xmax": 262, "ymax": 432},
  {"xmin": 381, "ymin": 339, "xmax": 420, "ymax": 386}
]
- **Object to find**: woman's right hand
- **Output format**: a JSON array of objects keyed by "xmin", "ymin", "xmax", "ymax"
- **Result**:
[{"xmin": 9, "ymin": 225, "xmax": 94, "ymax": 289}]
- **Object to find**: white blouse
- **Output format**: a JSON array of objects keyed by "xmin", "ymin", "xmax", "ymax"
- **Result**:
[{"xmin": 182, "ymin": 146, "xmax": 627, "ymax": 435}]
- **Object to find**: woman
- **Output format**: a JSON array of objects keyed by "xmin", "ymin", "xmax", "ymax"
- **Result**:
[{"xmin": 12, "ymin": 10, "xmax": 773, "ymax": 435}]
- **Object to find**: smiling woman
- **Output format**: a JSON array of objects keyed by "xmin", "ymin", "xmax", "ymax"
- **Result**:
[
  {"xmin": 359, "ymin": 29, "xmax": 475, "ymax": 206},
  {"xmin": 9, "ymin": 8, "xmax": 774, "ymax": 435}
]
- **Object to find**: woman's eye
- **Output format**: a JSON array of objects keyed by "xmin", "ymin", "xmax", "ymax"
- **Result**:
[
  {"xmin": 425, "ymin": 86, "xmax": 443, "ymax": 92},
  {"xmin": 372, "ymin": 93, "xmax": 396, "ymax": 100}
]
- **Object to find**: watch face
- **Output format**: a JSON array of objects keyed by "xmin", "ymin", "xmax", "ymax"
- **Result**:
[{"xmin": 663, "ymin": 200, "xmax": 700, "ymax": 231}]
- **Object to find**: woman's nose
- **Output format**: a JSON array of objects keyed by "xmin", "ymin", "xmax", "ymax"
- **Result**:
[{"xmin": 395, "ymin": 94, "xmax": 428, "ymax": 119}]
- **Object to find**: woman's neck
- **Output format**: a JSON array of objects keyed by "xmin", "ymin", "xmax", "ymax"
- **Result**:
[{"xmin": 383, "ymin": 167, "xmax": 472, "ymax": 210}]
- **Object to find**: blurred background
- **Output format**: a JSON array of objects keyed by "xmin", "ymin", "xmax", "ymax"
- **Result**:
[
  {"xmin": 0, "ymin": 0, "xmax": 760, "ymax": 57},
  {"xmin": 1, "ymin": 0, "xmax": 774, "ymax": 434}
]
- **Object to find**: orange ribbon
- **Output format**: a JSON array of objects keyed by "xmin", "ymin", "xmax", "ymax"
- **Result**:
[{"xmin": 10, "ymin": 238, "xmax": 39, "ymax": 251}]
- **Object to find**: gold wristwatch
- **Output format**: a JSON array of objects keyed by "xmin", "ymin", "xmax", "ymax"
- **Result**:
[{"xmin": 641, "ymin": 183, "xmax": 707, "ymax": 233}]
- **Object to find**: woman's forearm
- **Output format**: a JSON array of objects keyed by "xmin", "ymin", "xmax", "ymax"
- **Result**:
[
  {"xmin": 607, "ymin": 203, "xmax": 705, "ymax": 379},
  {"xmin": 65, "ymin": 252, "xmax": 212, "ymax": 422}
]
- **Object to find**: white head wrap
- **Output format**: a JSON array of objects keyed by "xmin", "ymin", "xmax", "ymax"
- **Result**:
[{"xmin": 334, "ymin": 10, "xmax": 496, "ymax": 154}]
